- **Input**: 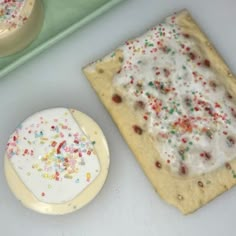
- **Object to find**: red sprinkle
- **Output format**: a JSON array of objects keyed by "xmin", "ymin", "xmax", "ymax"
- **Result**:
[
  {"xmin": 189, "ymin": 52, "xmax": 196, "ymax": 60},
  {"xmin": 57, "ymin": 140, "xmax": 66, "ymax": 154},
  {"xmin": 204, "ymin": 59, "xmax": 211, "ymax": 67},
  {"xmin": 183, "ymin": 33, "xmax": 190, "ymax": 38},
  {"xmin": 182, "ymin": 138, "xmax": 187, "ymax": 143},
  {"xmin": 112, "ymin": 94, "xmax": 122, "ymax": 103},
  {"xmin": 180, "ymin": 165, "xmax": 187, "ymax": 175},
  {"xmin": 200, "ymin": 152, "xmax": 211, "ymax": 160},
  {"xmin": 41, "ymin": 192, "xmax": 45, "ymax": 197},
  {"xmin": 226, "ymin": 136, "xmax": 235, "ymax": 147},
  {"xmin": 87, "ymin": 150, "xmax": 91, "ymax": 155},
  {"xmin": 133, "ymin": 125, "xmax": 143, "ymax": 135},
  {"xmin": 155, "ymin": 161, "xmax": 162, "ymax": 169},
  {"xmin": 51, "ymin": 141, "xmax": 57, "ymax": 147}
]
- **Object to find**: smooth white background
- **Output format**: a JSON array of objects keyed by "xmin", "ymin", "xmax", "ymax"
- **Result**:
[{"xmin": 1, "ymin": 0, "xmax": 236, "ymax": 235}]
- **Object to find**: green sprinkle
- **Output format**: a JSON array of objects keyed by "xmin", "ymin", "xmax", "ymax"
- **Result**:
[
  {"xmin": 169, "ymin": 108, "xmax": 175, "ymax": 114},
  {"xmin": 226, "ymin": 119, "xmax": 231, "ymax": 124},
  {"xmin": 92, "ymin": 141, "xmax": 96, "ymax": 145},
  {"xmin": 189, "ymin": 141, "xmax": 193, "ymax": 145},
  {"xmin": 148, "ymin": 81, "xmax": 154, "ymax": 86},
  {"xmin": 178, "ymin": 77, "xmax": 182, "ymax": 80},
  {"xmin": 171, "ymin": 130, "xmax": 175, "ymax": 134},
  {"xmin": 168, "ymin": 139, "xmax": 172, "ymax": 143},
  {"xmin": 149, "ymin": 43, "xmax": 154, "ymax": 47},
  {"xmin": 182, "ymin": 65, "xmax": 186, "ymax": 70}
]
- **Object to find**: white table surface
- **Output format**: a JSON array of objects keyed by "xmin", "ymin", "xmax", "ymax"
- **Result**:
[{"xmin": 1, "ymin": 0, "xmax": 236, "ymax": 235}]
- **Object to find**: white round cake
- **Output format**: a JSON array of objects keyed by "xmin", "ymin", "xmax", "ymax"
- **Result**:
[
  {"xmin": 5, "ymin": 108, "xmax": 110, "ymax": 215},
  {"xmin": 0, "ymin": 0, "xmax": 44, "ymax": 57}
]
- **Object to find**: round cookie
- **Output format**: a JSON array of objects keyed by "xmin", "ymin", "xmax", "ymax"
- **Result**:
[
  {"xmin": 5, "ymin": 108, "xmax": 110, "ymax": 215},
  {"xmin": 0, "ymin": 0, "xmax": 44, "ymax": 57}
]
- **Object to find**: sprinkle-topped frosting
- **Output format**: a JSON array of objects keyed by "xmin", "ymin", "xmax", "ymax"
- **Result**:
[
  {"xmin": 0, "ymin": 0, "xmax": 33, "ymax": 36},
  {"xmin": 112, "ymin": 13, "xmax": 236, "ymax": 176},
  {"xmin": 6, "ymin": 108, "xmax": 101, "ymax": 203}
]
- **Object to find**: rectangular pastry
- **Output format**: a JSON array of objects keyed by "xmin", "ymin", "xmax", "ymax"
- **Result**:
[{"xmin": 83, "ymin": 9, "xmax": 236, "ymax": 214}]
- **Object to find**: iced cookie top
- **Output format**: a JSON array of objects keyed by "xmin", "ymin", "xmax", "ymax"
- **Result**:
[
  {"xmin": 112, "ymin": 13, "xmax": 236, "ymax": 176},
  {"xmin": 0, "ymin": 0, "xmax": 34, "ymax": 35},
  {"xmin": 6, "ymin": 108, "xmax": 101, "ymax": 203}
]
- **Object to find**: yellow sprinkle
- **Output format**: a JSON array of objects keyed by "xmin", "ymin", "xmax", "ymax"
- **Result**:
[
  {"xmin": 27, "ymin": 172, "xmax": 31, "ymax": 176},
  {"xmin": 64, "ymin": 174, "xmax": 73, "ymax": 179},
  {"xmin": 86, "ymin": 172, "xmax": 91, "ymax": 181},
  {"xmin": 43, "ymin": 173, "xmax": 48, "ymax": 178},
  {"xmin": 41, "ymin": 137, "xmax": 48, "ymax": 141}
]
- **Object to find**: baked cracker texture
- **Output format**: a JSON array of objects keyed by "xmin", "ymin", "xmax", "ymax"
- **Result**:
[{"xmin": 83, "ymin": 9, "xmax": 236, "ymax": 214}]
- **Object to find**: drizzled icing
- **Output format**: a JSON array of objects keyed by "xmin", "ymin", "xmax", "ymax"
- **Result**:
[
  {"xmin": 0, "ymin": 0, "xmax": 33, "ymax": 35},
  {"xmin": 112, "ymin": 13, "xmax": 236, "ymax": 176},
  {"xmin": 6, "ymin": 108, "xmax": 101, "ymax": 203}
]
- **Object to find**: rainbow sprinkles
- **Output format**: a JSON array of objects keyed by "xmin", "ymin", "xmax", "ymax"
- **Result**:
[
  {"xmin": 83, "ymin": 9, "xmax": 236, "ymax": 213},
  {"xmin": 0, "ymin": 0, "xmax": 33, "ymax": 34},
  {"xmin": 112, "ymin": 12, "xmax": 236, "ymax": 176},
  {"xmin": 6, "ymin": 108, "xmax": 101, "ymax": 204}
]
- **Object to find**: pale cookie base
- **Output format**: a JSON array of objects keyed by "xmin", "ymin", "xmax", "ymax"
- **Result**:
[
  {"xmin": 4, "ymin": 109, "xmax": 110, "ymax": 215},
  {"xmin": 83, "ymin": 10, "xmax": 236, "ymax": 214}
]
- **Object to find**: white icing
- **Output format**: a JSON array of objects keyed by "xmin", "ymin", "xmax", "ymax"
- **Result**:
[
  {"xmin": 6, "ymin": 108, "xmax": 101, "ymax": 203},
  {"xmin": 112, "ymin": 13, "xmax": 236, "ymax": 176}
]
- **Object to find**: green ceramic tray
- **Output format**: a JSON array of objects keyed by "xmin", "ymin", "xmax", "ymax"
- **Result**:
[{"xmin": 0, "ymin": 0, "xmax": 124, "ymax": 78}]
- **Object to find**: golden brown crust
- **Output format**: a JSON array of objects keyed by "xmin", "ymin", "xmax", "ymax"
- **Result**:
[{"xmin": 83, "ymin": 10, "xmax": 236, "ymax": 214}]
